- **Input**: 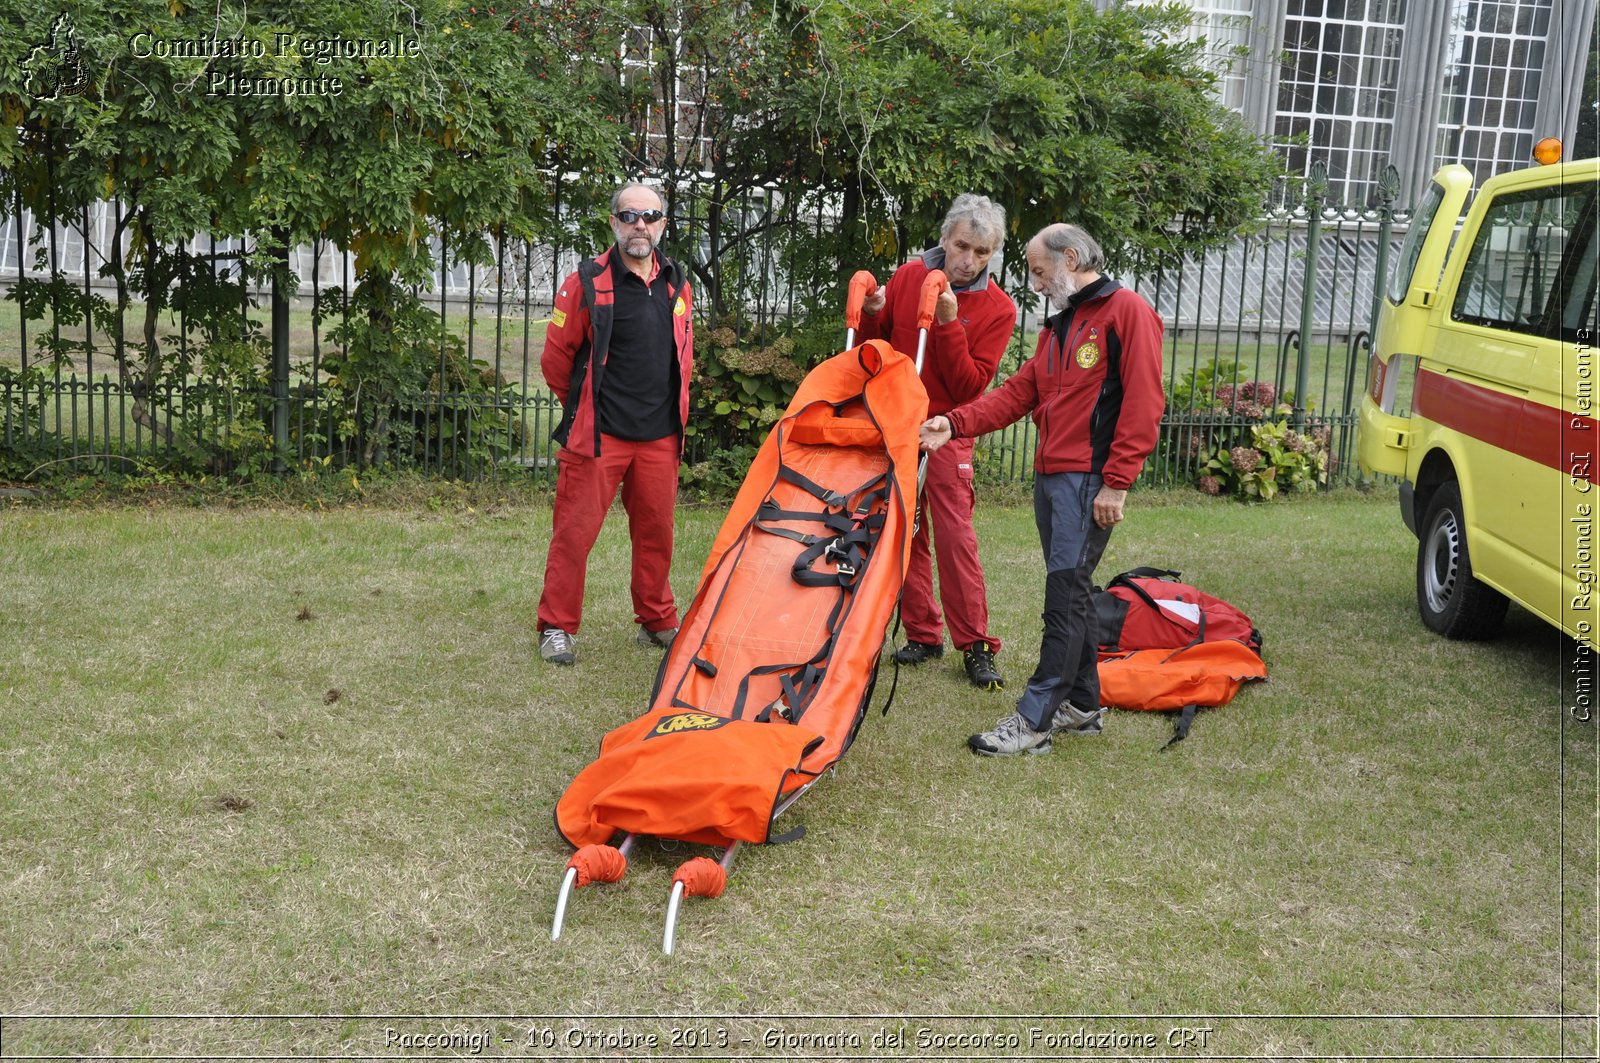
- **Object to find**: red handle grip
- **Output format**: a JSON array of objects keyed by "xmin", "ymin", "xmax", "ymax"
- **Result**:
[
  {"xmin": 917, "ymin": 269, "xmax": 948, "ymax": 331},
  {"xmin": 845, "ymin": 270, "xmax": 878, "ymax": 331}
]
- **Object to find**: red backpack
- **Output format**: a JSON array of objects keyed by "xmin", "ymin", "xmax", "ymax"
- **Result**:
[
  {"xmin": 1092, "ymin": 568, "xmax": 1264, "ymax": 748},
  {"xmin": 1093, "ymin": 567, "xmax": 1262, "ymax": 653}
]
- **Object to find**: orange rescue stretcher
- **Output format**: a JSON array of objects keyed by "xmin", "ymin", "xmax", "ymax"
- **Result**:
[{"xmin": 552, "ymin": 270, "xmax": 942, "ymax": 952}]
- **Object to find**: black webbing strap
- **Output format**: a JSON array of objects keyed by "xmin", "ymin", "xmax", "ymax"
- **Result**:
[
  {"xmin": 877, "ymin": 608, "xmax": 906, "ymax": 716},
  {"xmin": 778, "ymin": 463, "xmax": 848, "ymax": 509},
  {"xmin": 730, "ymin": 588, "xmax": 848, "ymax": 723},
  {"xmin": 1160, "ymin": 704, "xmax": 1199, "ymax": 751},
  {"xmin": 792, "ymin": 517, "xmax": 883, "ymax": 589},
  {"xmin": 780, "ymin": 465, "xmax": 890, "ymax": 513},
  {"xmin": 767, "ymin": 758, "xmax": 824, "ymax": 844},
  {"xmin": 1115, "ymin": 566, "xmax": 1182, "ymax": 582},
  {"xmin": 1106, "ymin": 572, "xmax": 1173, "ymax": 612},
  {"xmin": 754, "ymin": 499, "xmax": 854, "ymax": 544}
]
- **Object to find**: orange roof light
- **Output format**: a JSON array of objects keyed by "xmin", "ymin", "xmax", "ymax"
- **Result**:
[{"xmin": 1533, "ymin": 138, "xmax": 1563, "ymax": 165}]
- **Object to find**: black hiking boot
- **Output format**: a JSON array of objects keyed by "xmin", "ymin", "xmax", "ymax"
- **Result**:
[
  {"xmin": 893, "ymin": 641, "xmax": 944, "ymax": 665},
  {"xmin": 962, "ymin": 642, "xmax": 1005, "ymax": 691}
]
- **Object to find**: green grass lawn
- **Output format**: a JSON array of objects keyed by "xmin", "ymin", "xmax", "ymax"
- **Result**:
[
  {"xmin": 1, "ymin": 491, "xmax": 1593, "ymax": 1058},
  {"xmin": 0, "ymin": 299, "xmax": 547, "ymax": 380}
]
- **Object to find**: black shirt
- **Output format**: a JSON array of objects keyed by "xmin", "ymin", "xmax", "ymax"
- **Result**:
[{"xmin": 597, "ymin": 252, "xmax": 679, "ymax": 442}]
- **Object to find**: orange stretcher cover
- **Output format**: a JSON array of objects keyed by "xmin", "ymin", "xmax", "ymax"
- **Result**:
[{"xmin": 556, "ymin": 339, "xmax": 927, "ymax": 849}]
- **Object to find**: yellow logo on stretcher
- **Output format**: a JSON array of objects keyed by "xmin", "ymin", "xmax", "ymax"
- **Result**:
[{"xmin": 648, "ymin": 712, "xmax": 728, "ymax": 738}]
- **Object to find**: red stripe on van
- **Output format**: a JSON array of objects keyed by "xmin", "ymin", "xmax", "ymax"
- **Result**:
[{"xmin": 1414, "ymin": 369, "xmax": 1599, "ymax": 484}]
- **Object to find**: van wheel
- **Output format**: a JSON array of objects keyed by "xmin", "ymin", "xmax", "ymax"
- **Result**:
[{"xmin": 1416, "ymin": 481, "xmax": 1509, "ymax": 639}]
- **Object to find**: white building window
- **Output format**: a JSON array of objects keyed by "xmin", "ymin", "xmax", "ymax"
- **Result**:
[
  {"xmin": 1130, "ymin": 0, "xmax": 1258, "ymax": 114},
  {"xmin": 1435, "ymin": 0, "xmax": 1552, "ymax": 180},
  {"xmin": 1275, "ymin": 0, "xmax": 1409, "ymax": 204}
]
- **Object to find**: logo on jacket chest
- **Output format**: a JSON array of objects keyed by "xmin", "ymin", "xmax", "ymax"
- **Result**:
[{"xmin": 1071, "ymin": 326, "xmax": 1102, "ymax": 369}]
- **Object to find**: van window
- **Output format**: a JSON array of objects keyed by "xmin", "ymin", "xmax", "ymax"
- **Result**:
[
  {"xmin": 1451, "ymin": 183, "xmax": 1595, "ymax": 338},
  {"xmin": 1387, "ymin": 181, "xmax": 1446, "ymax": 305},
  {"xmin": 1557, "ymin": 211, "xmax": 1598, "ymax": 339}
]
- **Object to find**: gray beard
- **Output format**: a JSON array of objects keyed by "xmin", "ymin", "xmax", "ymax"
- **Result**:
[
  {"xmin": 620, "ymin": 235, "xmax": 657, "ymax": 260},
  {"xmin": 1047, "ymin": 276, "xmax": 1078, "ymax": 305}
]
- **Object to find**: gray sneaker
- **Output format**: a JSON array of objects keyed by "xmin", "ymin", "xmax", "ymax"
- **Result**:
[
  {"xmin": 1050, "ymin": 701, "xmax": 1104, "ymax": 737},
  {"xmin": 539, "ymin": 627, "xmax": 577, "ymax": 665},
  {"xmin": 967, "ymin": 712, "xmax": 1052, "ymax": 757},
  {"xmin": 637, "ymin": 625, "xmax": 677, "ymax": 649}
]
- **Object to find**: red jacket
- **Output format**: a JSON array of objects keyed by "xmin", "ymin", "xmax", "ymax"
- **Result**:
[
  {"xmin": 946, "ymin": 278, "xmax": 1165, "ymax": 490},
  {"xmin": 856, "ymin": 256, "xmax": 1015, "ymax": 416},
  {"xmin": 542, "ymin": 247, "xmax": 695, "ymax": 457}
]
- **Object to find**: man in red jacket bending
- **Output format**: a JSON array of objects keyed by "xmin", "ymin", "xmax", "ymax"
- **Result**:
[
  {"xmin": 536, "ymin": 182, "xmax": 694, "ymax": 666},
  {"xmin": 857, "ymin": 194, "xmax": 1016, "ymax": 691},
  {"xmin": 920, "ymin": 223, "xmax": 1166, "ymax": 756}
]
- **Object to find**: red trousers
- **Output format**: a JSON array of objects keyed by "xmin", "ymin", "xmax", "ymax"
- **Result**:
[
  {"xmin": 902, "ymin": 437, "xmax": 1000, "ymax": 653},
  {"xmin": 537, "ymin": 433, "xmax": 681, "ymax": 635}
]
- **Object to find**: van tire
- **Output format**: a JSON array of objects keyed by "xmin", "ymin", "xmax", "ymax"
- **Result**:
[{"xmin": 1416, "ymin": 481, "xmax": 1509, "ymax": 639}]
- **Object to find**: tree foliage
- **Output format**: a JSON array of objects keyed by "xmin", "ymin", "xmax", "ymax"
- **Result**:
[
  {"xmin": 785, "ymin": 0, "xmax": 1279, "ymax": 268},
  {"xmin": 0, "ymin": 0, "xmax": 615, "ymax": 466},
  {"xmin": 554, "ymin": 0, "xmax": 1280, "ymax": 302},
  {"xmin": 0, "ymin": 0, "xmax": 1282, "ymax": 479}
]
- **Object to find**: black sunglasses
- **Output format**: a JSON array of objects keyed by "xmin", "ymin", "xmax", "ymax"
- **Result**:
[{"xmin": 613, "ymin": 208, "xmax": 665, "ymax": 225}]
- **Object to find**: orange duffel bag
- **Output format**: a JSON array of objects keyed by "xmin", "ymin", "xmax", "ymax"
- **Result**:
[{"xmin": 1097, "ymin": 639, "xmax": 1267, "ymax": 748}]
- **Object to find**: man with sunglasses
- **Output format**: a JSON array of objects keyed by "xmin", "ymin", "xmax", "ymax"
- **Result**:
[{"xmin": 537, "ymin": 182, "xmax": 693, "ymax": 665}]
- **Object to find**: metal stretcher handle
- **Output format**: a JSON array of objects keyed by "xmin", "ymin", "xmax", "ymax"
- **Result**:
[
  {"xmin": 844, "ymin": 270, "xmax": 878, "ymax": 349},
  {"xmin": 913, "ymin": 269, "xmax": 947, "ymax": 376},
  {"xmin": 912, "ymin": 269, "xmax": 946, "ymax": 492}
]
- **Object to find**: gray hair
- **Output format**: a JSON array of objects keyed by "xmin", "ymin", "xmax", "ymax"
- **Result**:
[
  {"xmin": 940, "ymin": 193, "xmax": 1006, "ymax": 248},
  {"xmin": 611, "ymin": 181, "xmax": 666, "ymax": 214},
  {"xmin": 1032, "ymin": 223, "xmax": 1105, "ymax": 273}
]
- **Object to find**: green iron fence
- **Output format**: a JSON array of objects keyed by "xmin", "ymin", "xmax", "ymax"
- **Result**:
[{"xmin": 2, "ymin": 162, "xmax": 1408, "ymax": 488}]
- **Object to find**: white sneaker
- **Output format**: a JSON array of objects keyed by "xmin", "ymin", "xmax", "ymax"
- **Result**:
[
  {"xmin": 1050, "ymin": 701, "xmax": 1104, "ymax": 736},
  {"xmin": 967, "ymin": 712, "xmax": 1052, "ymax": 757},
  {"xmin": 539, "ymin": 627, "xmax": 576, "ymax": 666}
]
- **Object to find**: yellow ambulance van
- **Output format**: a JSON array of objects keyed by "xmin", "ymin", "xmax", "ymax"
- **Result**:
[{"xmin": 1357, "ymin": 146, "xmax": 1599, "ymax": 648}]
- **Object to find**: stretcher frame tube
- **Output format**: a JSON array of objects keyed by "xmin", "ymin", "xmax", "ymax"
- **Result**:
[
  {"xmin": 662, "ymin": 841, "xmax": 742, "ymax": 956},
  {"xmin": 551, "ymin": 833, "xmax": 638, "ymax": 941}
]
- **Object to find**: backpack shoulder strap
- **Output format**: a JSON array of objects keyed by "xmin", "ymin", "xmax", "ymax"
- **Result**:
[{"xmin": 1113, "ymin": 566, "xmax": 1181, "ymax": 582}]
